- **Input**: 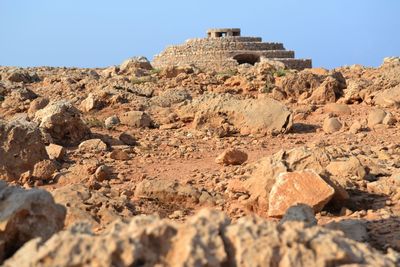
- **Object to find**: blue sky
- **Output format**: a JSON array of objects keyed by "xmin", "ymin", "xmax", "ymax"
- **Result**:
[{"xmin": 0, "ymin": 0, "xmax": 399, "ymax": 69}]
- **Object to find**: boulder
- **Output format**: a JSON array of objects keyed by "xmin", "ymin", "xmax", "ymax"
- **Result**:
[
  {"xmin": 27, "ymin": 97, "xmax": 49, "ymax": 117},
  {"xmin": 368, "ymin": 109, "xmax": 387, "ymax": 128},
  {"xmin": 215, "ymin": 149, "xmax": 248, "ymax": 165},
  {"xmin": 374, "ymin": 85, "xmax": 400, "ymax": 108},
  {"xmin": 32, "ymin": 159, "xmax": 58, "ymax": 181},
  {"xmin": 268, "ymin": 170, "xmax": 335, "ymax": 217},
  {"xmin": 324, "ymin": 103, "xmax": 352, "ymax": 115},
  {"xmin": 151, "ymin": 88, "xmax": 192, "ymax": 107},
  {"xmin": 78, "ymin": 139, "xmax": 107, "ymax": 153},
  {"xmin": 5, "ymin": 209, "xmax": 398, "ymax": 267},
  {"xmin": 34, "ymin": 100, "xmax": 90, "ymax": 146},
  {"xmin": 45, "ymin": 143, "xmax": 65, "ymax": 160},
  {"xmin": 119, "ymin": 56, "xmax": 152, "ymax": 76},
  {"xmin": 322, "ymin": 117, "xmax": 342, "ymax": 133},
  {"xmin": 109, "ymin": 149, "xmax": 130, "ymax": 160},
  {"xmin": 0, "ymin": 119, "xmax": 48, "ymax": 181},
  {"xmin": 0, "ymin": 182, "xmax": 65, "ymax": 262},
  {"xmin": 119, "ymin": 111, "xmax": 151, "ymax": 128},
  {"xmin": 178, "ymin": 93, "xmax": 293, "ymax": 136},
  {"xmin": 104, "ymin": 115, "xmax": 120, "ymax": 129},
  {"xmin": 326, "ymin": 156, "xmax": 366, "ymax": 180}
]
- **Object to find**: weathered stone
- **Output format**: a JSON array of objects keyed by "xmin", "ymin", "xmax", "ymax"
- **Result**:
[
  {"xmin": 322, "ymin": 117, "xmax": 342, "ymax": 133},
  {"xmin": 215, "ymin": 149, "xmax": 248, "ymax": 165},
  {"xmin": 178, "ymin": 93, "xmax": 293, "ymax": 136},
  {"xmin": 349, "ymin": 120, "xmax": 363, "ymax": 134},
  {"xmin": 326, "ymin": 156, "xmax": 366, "ymax": 180},
  {"xmin": 118, "ymin": 132, "xmax": 137, "ymax": 146},
  {"xmin": 104, "ymin": 115, "xmax": 120, "ymax": 129},
  {"xmin": 368, "ymin": 109, "xmax": 387, "ymax": 128},
  {"xmin": 5, "ymin": 209, "xmax": 399, "ymax": 267},
  {"xmin": 51, "ymin": 184, "xmax": 134, "ymax": 229},
  {"xmin": 119, "ymin": 111, "xmax": 151, "ymax": 128},
  {"xmin": 151, "ymin": 88, "xmax": 192, "ymax": 107},
  {"xmin": 268, "ymin": 170, "xmax": 335, "ymax": 217},
  {"xmin": 27, "ymin": 97, "xmax": 49, "ymax": 117},
  {"xmin": 78, "ymin": 138, "xmax": 107, "ymax": 153},
  {"xmin": 324, "ymin": 103, "xmax": 352, "ymax": 115},
  {"xmin": 34, "ymin": 100, "xmax": 90, "ymax": 146},
  {"xmin": 109, "ymin": 149, "xmax": 129, "ymax": 160},
  {"xmin": 325, "ymin": 219, "xmax": 369, "ymax": 242},
  {"xmin": 45, "ymin": 143, "xmax": 65, "ymax": 160},
  {"xmin": 0, "ymin": 119, "xmax": 48, "ymax": 182},
  {"xmin": 32, "ymin": 160, "xmax": 58, "ymax": 181},
  {"xmin": 0, "ymin": 182, "xmax": 65, "ymax": 262},
  {"xmin": 374, "ymin": 85, "xmax": 400, "ymax": 108},
  {"xmin": 280, "ymin": 203, "xmax": 317, "ymax": 227}
]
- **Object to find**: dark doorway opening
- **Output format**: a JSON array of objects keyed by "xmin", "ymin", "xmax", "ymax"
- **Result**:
[{"xmin": 233, "ymin": 54, "xmax": 260, "ymax": 65}]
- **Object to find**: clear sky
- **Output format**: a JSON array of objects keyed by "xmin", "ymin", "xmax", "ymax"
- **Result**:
[{"xmin": 1, "ymin": 0, "xmax": 399, "ymax": 69}]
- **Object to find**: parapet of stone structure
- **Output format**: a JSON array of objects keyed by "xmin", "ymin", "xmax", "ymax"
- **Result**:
[{"xmin": 153, "ymin": 28, "xmax": 312, "ymax": 71}]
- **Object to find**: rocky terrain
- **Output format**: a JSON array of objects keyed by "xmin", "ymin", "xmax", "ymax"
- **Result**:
[{"xmin": 0, "ymin": 56, "xmax": 400, "ymax": 266}]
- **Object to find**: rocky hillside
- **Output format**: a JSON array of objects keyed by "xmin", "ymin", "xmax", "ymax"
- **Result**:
[{"xmin": 0, "ymin": 57, "xmax": 399, "ymax": 266}]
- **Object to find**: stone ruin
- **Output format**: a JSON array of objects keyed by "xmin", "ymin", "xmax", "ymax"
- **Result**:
[{"xmin": 153, "ymin": 28, "xmax": 312, "ymax": 71}]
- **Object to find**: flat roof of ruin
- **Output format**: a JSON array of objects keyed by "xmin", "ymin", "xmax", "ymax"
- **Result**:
[{"xmin": 207, "ymin": 28, "xmax": 241, "ymax": 33}]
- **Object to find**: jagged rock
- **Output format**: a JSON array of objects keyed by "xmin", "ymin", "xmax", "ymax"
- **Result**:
[
  {"xmin": 5, "ymin": 69, "xmax": 39, "ymax": 83},
  {"xmin": 27, "ymin": 97, "xmax": 49, "ymax": 117},
  {"xmin": 268, "ymin": 170, "xmax": 335, "ymax": 217},
  {"xmin": 119, "ymin": 110, "xmax": 152, "ymax": 128},
  {"xmin": 51, "ymin": 184, "xmax": 134, "ymax": 229},
  {"xmin": 1, "ymin": 88, "xmax": 37, "ymax": 112},
  {"xmin": 0, "ymin": 119, "xmax": 48, "ymax": 181},
  {"xmin": 34, "ymin": 100, "xmax": 90, "ymax": 146},
  {"xmin": 178, "ymin": 93, "xmax": 293, "ymax": 136},
  {"xmin": 78, "ymin": 138, "xmax": 108, "ymax": 153},
  {"xmin": 45, "ymin": 143, "xmax": 65, "ymax": 160},
  {"xmin": 5, "ymin": 209, "xmax": 398, "ymax": 267},
  {"xmin": 215, "ymin": 149, "xmax": 248, "ymax": 165},
  {"xmin": 323, "ymin": 117, "xmax": 342, "ymax": 133},
  {"xmin": 119, "ymin": 56, "xmax": 152, "ymax": 76},
  {"xmin": 159, "ymin": 65, "xmax": 194, "ymax": 79},
  {"xmin": 32, "ymin": 159, "xmax": 58, "ymax": 181},
  {"xmin": 0, "ymin": 182, "xmax": 65, "ymax": 263}
]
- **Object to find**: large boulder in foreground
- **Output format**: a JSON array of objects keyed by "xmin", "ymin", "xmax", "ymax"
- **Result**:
[
  {"xmin": 34, "ymin": 100, "xmax": 90, "ymax": 146},
  {"xmin": 0, "ymin": 181, "xmax": 65, "ymax": 263},
  {"xmin": 0, "ymin": 119, "xmax": 48, "ymax": 181},
  {"xmin": 178, "ymin": 93, "xmax": 293, "ymax": 136},
  {"xmin": 4, "ymin": 209, "xmax": 399, "ymax": 267}
]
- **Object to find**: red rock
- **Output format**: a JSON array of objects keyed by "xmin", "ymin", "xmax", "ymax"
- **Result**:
[
  {"xmin": 215, "ymin": 149, "xmax": 248, "ymax": 165},
  {"xmin": 268, "ymin": 170, "xmax": 334, "ymax": 217}
]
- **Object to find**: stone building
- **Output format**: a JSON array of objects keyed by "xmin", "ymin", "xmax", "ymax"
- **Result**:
[{"xmin": 153, "ymin": 28, "xmax": 312, "ymax": 71}]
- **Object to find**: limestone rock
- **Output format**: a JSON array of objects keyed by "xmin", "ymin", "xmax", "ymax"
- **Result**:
[
  {"xmin": 5, "ymin": 209, "xmax": 399, "ymax": 267},
  {"xmin": 374, "ymin": 85, "xmax": 400, "ymax": 108},
  {"xmin": 0, "ymin": 119, "xmax": 48, "ymax": 181},
  {"xmin": 151, "ymin": 88, "xmax": 192, "ymax": 107},
  {"xmin": 215, "ymin": 149, "xmax": 248, "ymax": 165},
  {"xmin": 178, "ymin": 93, "xmax": 293, "ymax": 136},
  {"xmin": 78, "ymin": 138, "xmax": 108, "ymax": 153},
  {"xmin": 268, "ymin": 170, "xmax": 335, "ymax": 217},
  {"xmin": 27, "ymin": 97, "xmax": 49, "ymax": 117},
  {"xmin": 323, "ymin": 117, "xmax": 342, "ymax": 133},
  {"xmin": 368, "ymin": 109, "xmax": 387, "ymax": 128},
  {"xmin": 45, "ymin": 143, "xmax": 65, "ymax": 160},
  {"xmin": 109, "ymin": 149, "xmax": 129, "ymax": 160},
  {"xmin": 104, "ymin": 115, "xmax": 120, "ymax": 129},
  {"xmin": 0, "ymin": 182, "xmax": 65, "ymax": 263},
  {"xmin": 326, "ymin": 156, "xmax": 366, "ymax": 180},
  {"xmin": 34, "ymin": 100, "xmax": 90, "ymax": 146},
  {"xmin": 349, "ymin": 120, "xmax": 363, "ymax": 134},
  {"xmin": 51, "ymin": 184, "xmax": 134, "ymax": 229},
  {"xmin": 32, "ymin": 159, "xmax": 58, "ymax": 181},
  {"xmin": 119, "ymin": 56, "xmax": 152, "ymax": 76},
  {"xmin": 134, "ymin": 179, "xmax": 201, "ymax": 203},
  {"xmin": 119, "ymin": 110, "xmax": 151, "ymax": 128},
  {"xmin": 279, "ymin": 203, "xmax": 317, "ymax": 227}
]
